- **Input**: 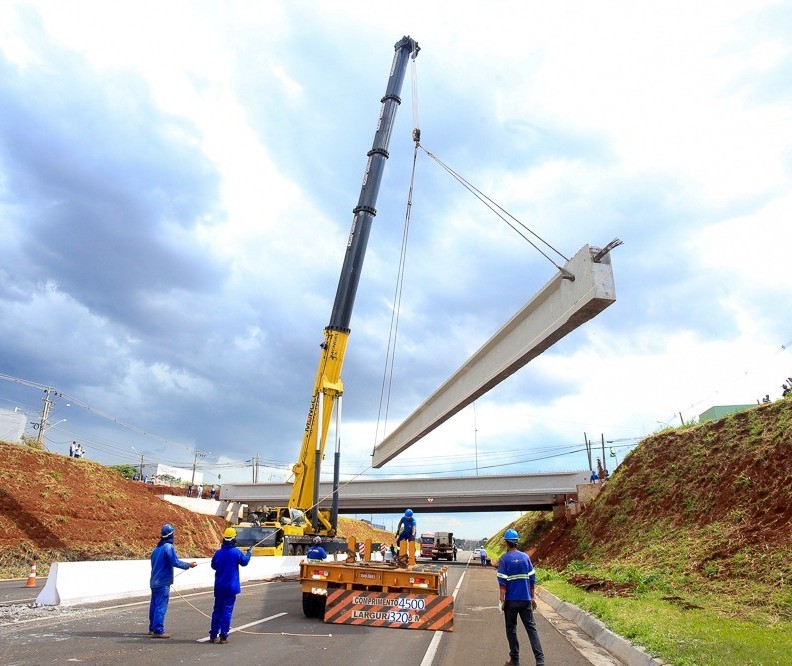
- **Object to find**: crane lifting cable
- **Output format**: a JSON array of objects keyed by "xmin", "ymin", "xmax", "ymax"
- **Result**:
[
  {"xmin": 372, "ymin": 57, "xmax": 423, "ymax": 446},
  {"xmin": 416, "ymin": 143, "xmax": 574, "ymax": 278}
]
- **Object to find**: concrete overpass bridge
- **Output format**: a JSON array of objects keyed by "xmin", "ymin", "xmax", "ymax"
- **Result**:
[{"xmin": 220, "ymin": 470, "xmax": 588, "ymax": 513}]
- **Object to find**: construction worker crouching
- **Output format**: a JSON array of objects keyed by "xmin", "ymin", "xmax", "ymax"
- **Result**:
[{"xmin": 395, "ymin": 508, "xmax": 416, "ymax": 544}]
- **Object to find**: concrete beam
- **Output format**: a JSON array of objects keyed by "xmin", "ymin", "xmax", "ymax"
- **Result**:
[
  {"xmin": 220, "ymin": 470, "xmax": 587, "ymax": 514},
  {"xmin": 372, "ymin": 245, "xmax": 616, "ymax": 467}
]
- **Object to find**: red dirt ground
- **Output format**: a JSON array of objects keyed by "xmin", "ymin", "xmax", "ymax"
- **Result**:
[{"xmin": 0, "ymin": 443, "xmax": 396, "ymax": 577}]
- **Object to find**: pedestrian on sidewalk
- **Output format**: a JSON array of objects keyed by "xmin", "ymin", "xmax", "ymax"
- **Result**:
[
  {"xmin": 208, "ymin": 527, "xmax": 252, "ymax": 644},
  {"xmin": 149, "ymin": 523, "xmax": 196, "ymax": 639},
  {"xmin": 497, "ymin": 528, "xmax": 544, "ymax": 666}
]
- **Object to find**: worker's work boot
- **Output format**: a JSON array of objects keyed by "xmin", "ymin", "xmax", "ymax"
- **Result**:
[{"xmin": 151, "ymin": 632, "xmax": 171, "ymax": 639}]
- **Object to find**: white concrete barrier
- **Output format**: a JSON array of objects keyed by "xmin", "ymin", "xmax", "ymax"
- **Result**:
[
  {"xmin": 36, "ymin": 555, "xmax": 304, "ymax": 607},
  {"xmin": 157, "ymin": 495, "xmax": 243, "ymax": 520}
]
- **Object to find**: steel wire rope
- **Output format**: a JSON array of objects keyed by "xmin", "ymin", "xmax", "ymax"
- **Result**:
[
  {"xmin": 372, "ymin": 143, "xmax": 418, "ymax": 449},
  {"xmin": 168, "ymin": 575, "xmax": 332, "ymax": 637},
  {"xmin": 416, "ymin": 143, "xmax": 572, "ymax": 274},
  {"xmin": 372, "ymin": 52, "xmax": 422, "ymax": 451}
]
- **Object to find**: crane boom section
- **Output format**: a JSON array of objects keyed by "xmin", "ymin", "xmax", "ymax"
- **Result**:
[
  {"xmin": 288, "ymin": 36, "xmax": 419, "ymax": 514},
  {"xmin": 288, "ymin": 327, "xmax": 348, "ymax": 508}
]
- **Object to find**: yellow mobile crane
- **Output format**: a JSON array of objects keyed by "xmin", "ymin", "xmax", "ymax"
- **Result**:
[{"xmin": 236, "ymin": 36, "xmax": 420, "ymax": 558}]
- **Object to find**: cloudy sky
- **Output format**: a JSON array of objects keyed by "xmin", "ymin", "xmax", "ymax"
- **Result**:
[{"xmin": 1, "ymin": 1, "xmax": 790, "ymax": 539}]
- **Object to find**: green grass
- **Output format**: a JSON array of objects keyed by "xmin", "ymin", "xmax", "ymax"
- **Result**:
[{"xmin": 540, "ymin": 573, "xmax": 792, "ymax": 666}]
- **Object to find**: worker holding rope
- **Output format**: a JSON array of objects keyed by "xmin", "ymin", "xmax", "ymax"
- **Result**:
[
  {"xmin": 149, "ymin": 523, "xmax": 196, "ymax": 639},
  {"xmin": 209, "ymin": 527, "xmax": 252, "ymax": 644}
]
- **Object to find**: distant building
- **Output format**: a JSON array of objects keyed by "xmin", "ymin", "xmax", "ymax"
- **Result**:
[
  {"xmin": 0, "ymin": 408, "xmax": 28, "ymax": 443},
  {"xmin": 699, "ymin": 404, "xmax": 755, "ymax": 423},
  {"xmin": 141, "ymin": 463, "xmax": 202, "ymax": 485}
]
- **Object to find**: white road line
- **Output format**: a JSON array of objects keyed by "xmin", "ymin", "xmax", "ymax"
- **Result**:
[
  {"xmin": 196, "ymin": 612, "xmax": 287, "ymax": 642},
  {"xmin": 98, "ymin": 580, "xmax": 275, "ymax": 611},
  {"xmin": 419, "ymin": 567, "xmax": 467, "ymax": 666},
  {"xmin": 0, "ymin": 581, "xmax": 276, "ymax": 628}
]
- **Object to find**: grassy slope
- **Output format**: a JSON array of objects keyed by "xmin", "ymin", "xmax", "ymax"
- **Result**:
[{"xmin": 485, "ymin": 398, "xmax": 792, "ymax": 665}]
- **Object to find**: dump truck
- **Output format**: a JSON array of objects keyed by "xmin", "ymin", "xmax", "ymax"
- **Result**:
[{"xmin": 432, "ymin": 531, "xmax": 455, "ymax": 561}]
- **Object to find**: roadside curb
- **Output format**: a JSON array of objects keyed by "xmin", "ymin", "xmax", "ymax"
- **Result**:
[{"xmin": 536, "ymin": 587, "xmax": 668, "ymax": 666}]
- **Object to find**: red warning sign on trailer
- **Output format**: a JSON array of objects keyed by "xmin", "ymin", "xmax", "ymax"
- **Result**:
[{"xmin": 324, "ymin": 590, "xmax": 454, "ymax": 631}]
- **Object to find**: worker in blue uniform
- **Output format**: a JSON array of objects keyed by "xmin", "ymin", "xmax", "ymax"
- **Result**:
[
  {"xmin": 149, "ymin": 523, "xmax": 196, "ymax": 638},
  {"xmin": 497, "ymin": 528, "xmax": 545, "ymax": 666},
  {"xmin": 395, "ymin": 508, "xmax": 416, "ymax": 544},
  {"xmin": 209, "ymin": 527, "xmax": 252, "ymax": 644},
  {"xmin": 306, "ymin": 536, "xmax": 328, "ymax": 560}
]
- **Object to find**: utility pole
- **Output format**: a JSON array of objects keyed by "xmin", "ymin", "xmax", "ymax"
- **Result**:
[
  {"xmin": 35, "ymin": 388, "xmax": 55, "ymax": 444},
  {"xmin": 138, "ymin": 452, "xmax": 144, "ymax": 479},
  {"xmin": 583, "ymin": 432, "xmax": 593, "ymax": 471},
  {"xmin": 191, "ymin": 448, "xmax": 209, "ymax": 486},
  {"xmin": 601, "ymin": 433, "xmax": 606, "ymax": 475},
  {"xmin": 251, "ymin": 454, "xmax": 260, "ymax": 483}
]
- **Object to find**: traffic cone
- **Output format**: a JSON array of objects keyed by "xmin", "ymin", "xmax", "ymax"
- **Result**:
[{"xmin": 23, "ymin": 562, "xmax": 37, "ymax": 588}]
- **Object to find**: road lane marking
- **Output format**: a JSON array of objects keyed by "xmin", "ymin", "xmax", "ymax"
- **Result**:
[
  {"xmin": 0, "ymin": 581, "xmax": 278, "ymax": 628},
  {"xmin": 196, "ymin": 612, "xmax": 288, "ymax": 642},
  {"xmin": 420, "ymin": 568, "xmax": 467, "ymax": 666}
]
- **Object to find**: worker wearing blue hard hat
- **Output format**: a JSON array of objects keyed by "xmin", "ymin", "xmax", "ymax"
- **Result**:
[
  {"xmin": 395, "ymin": 508, "xmax": 417, "ymax": 544},
  {"xmin": 149, "ymin": 524, "xmax": 197, "ymax": 639},
  {"xmin": 497, "ymin": 528, "xmax": 544, "ymax": 666}
]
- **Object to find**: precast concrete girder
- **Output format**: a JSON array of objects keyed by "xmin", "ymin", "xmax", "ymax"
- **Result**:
[{"xmin": 371, "ymin": 244, "xmax": 616, "ymax": 467}]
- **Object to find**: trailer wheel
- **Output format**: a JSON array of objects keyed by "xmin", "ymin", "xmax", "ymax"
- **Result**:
[{"xmin": 302, "ymin": 592, "xmax": 326, "ymax": 619}]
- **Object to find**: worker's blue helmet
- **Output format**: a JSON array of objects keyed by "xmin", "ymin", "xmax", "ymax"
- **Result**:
[
  {"xmin": 312, "ymin": 536, "xmax": 322, "ymax": 544},
  {"xmin": 404, "ymin": 508, "xmax": 414, "ymax": 517},
  {"xmin": 161, "ymin": 524, "xmax": 174, "ymax": 537},
  {"xmin": 504, "ymin": 528, "xmax": 519, "ymax": 542}
]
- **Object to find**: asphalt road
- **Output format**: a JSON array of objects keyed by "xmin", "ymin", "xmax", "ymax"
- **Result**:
[{"xmin": 0, "ymin": 553, "xmax": 624, "ymax": 666}]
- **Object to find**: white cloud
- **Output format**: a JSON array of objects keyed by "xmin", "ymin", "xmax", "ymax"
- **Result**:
[{"xmin": 2, "ymin": 1, "xmax": 792, "ymax": 540}]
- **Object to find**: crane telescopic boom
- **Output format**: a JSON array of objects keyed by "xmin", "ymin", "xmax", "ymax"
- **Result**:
[{"xmin": 287, "ymin": 36, "xmax": 420, "ymax": 532}]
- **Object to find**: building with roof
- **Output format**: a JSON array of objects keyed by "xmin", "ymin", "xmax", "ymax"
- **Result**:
[{"xmin": 698, "ymin": 404, "xmax": 755, "ymax": 423}]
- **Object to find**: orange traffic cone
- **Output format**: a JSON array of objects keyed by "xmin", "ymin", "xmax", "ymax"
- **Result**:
[{"xmin": 23, "ymin": 562, "xmax": 37, "ymax": 588}]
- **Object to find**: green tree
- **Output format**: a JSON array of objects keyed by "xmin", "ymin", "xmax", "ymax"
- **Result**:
[{"xmin": 108, "ymin": 464, "xmax": 137, "ymax": 479}]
